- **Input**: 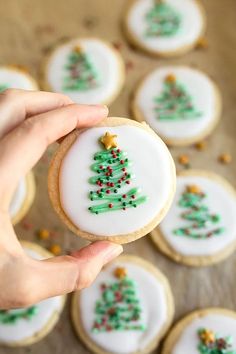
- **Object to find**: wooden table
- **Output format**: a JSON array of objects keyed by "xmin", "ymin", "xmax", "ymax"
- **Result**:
[{"xmin": 0, "ymin": 0, "xmax": 236, "ymax": 353}]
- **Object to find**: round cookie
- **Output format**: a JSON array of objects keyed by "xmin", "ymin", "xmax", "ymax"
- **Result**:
[
  {"xmin": 10, "ymin": 171, "xmax": 36, "ymax": 225},
  {"xmin": 132, "ymin": 66, "xmax": 222, "ymax": 146},
  {"xmin": 72, "ymin": 254, "xmax": 174, "ymax": 354},
  {"xmin": 162, "ymin": 308, "xmax": 236, "ymax": 354},
  {"xmin": 41, "ymin": 37, "xmax": 125, "ymax": 105},
  {"xmin": 123, "ymin": 0, "xmax": 206, "ymax": 57},
  {"xmin": 0, "ymin": 65, "xmax": 38, "ymax": 91},
  {"xmin": 0, "ymin": 241, "xmax": 66, "ymax": 347},
  {"xmin": 151, "ymin": 170, "xmax": 236, "ymax": 266},
  {"xmin": 48, "ymin": 117, "xmax": 176, "ymax": 244}
]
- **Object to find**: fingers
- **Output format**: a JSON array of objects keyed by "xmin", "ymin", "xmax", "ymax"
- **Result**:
[
  {"xmin": 0, "ymin": 103, "xmax": 108, "ymax": 207},
  {"xmin": 0, "ymin": 89, "xmax": 73, "ymax": 138},
  {"xmin": 13, "ymin": 242, "xmax": 123, "ymax": 307}
]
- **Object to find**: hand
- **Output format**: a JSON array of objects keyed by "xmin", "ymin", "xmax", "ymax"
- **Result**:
[{"xmin": 0, "ymin": 89, "xmax": 123, "ymax": 309}]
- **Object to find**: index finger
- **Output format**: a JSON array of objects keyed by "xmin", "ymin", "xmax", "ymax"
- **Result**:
[{"xmin": 0, "ymin": 89, "xmax": 73, "ymax": 138}]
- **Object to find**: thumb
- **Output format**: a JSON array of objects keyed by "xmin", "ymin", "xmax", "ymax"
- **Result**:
[{"xmin": 29, "ymin": 241, "xmax": 123, "ymax": 302}]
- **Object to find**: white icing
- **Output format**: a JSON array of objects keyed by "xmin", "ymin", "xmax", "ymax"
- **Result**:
[
  {"xmin": 172, "ymin": 314, "xmax": 236, "ymax": 353},
  {"xmin": 135, "ymin": 66, "xmax": 217, "ymax": 141},
  {"xmin": 9, "ymin": 178, "xmax": 27, "ymax": 219},
  {"xmin": 160, "ymin": 174, "xmax": 236, "ymax": 256},
  {"xmin": 79, "ymin": 261, "xmax": 169, "ymax": 354},
  {"xmin": 46, "ymin": 38, "xmax": 124, "ymax": 104},
  {"xmin": 59, "ymin": 125, "xmax": 174, "ymax": 236},
  {"xmin": 127, "ymin": 0, "xmax": 204, "ymax": 53},
  {"xmin": 0, "ymin": 67, "xmax": 37, "ymax": 90},
  {"xmin": 0, "ymin": 246, "xmax": 64, "ymax": 344}
]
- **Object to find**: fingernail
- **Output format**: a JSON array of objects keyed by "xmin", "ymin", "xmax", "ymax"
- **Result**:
[
  {"xmin": 103, "ymin": 244, "xmax": 123, "ymax": 263},
  {"xmin": 90, "ymin": 104, "xmax": 109, "ymax": 115}
]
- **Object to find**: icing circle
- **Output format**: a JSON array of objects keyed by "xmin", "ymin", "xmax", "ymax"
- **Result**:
[
  {"xmin": 43, "ymin": 38, "xmax": 125, "ymax": 105},
  {"xmin": 132, "ymin": 66, "xmax": 221, "ymax": 146},
  {"xmin": 162, "ymin": 309, "xmax": 236, "ymax": 354},
  {"xmin": 72, "ymin": 255, "xmax": 174, "ymax": 354},
  {"xmin": 152, "ymin": 170, "xmax": 236, "ymax": 266},
  {"xmin": 124, "ymin": 0, "xmax": 206, "ymax": 56},
  {"xmin": 49, "ymin": 118, "xmax": 176, "ymax": 243},
  {"xmin": 0, "ymin": 242, "xmax": 66, "ymax": 346}
]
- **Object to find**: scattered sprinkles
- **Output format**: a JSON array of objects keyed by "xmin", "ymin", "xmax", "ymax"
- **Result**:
[
  {"xmin": 195, "ymin": 141, "xmax": 207, "ymax": 151},
  {"xmin": 38, "ymin": 228, "xmax": 50, "ymax": 240},
  {"xmin": 218, "ymin": 153, "xmax": 232, "ymax": 164},
  {"xmin": 49, "ymin": 244, "xmax": 62, "ymax": 256},
  {"xmin": 198, "ymin": 328, "xmax": 236, "ymax": 354}
]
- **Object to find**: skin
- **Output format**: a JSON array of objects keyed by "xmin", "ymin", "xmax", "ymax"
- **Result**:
[{"xmin": 0, "ymin": 89, "xmax": 123, "ymax": 309}]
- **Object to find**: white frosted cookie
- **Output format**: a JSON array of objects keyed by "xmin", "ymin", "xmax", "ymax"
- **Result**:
[
  {"xmin": 48, "ymin": 117, "xmax": 176, "ymax": 244},
  {"xmin": 151, "ymin": 170, "xmax": 236, "ymax": 266},
  {"xmin": 0, "ymin": 241, "xmax": 66, "ymax": 347},
  {"xmin": 162, "ymin": 308, "xmax": 236, "ymax": 354},
  {"xmin": 10, "ymin": 172, "xmax": 35, "ymax": 225},
  {"xmin": 132, "ymin": 66, "xmax": 222, "ymax": 146},
  {"xmin": 124, "ymin": 0, "xmax": 206, "ymax": 57},
  {"xmin": 42, "ymin": 37, "xmax": 125, "ymax": 105},
  {"xmin": 72, "ymin": 255, "xmax": 174, "ymax": 354},
  {"xmin": 0, "ymin": 65, "xmax": 38, "ymax": 91}
]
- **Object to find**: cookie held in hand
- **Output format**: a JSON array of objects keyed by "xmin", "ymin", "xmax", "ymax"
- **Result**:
[{"xmin": 48, "ymin": 117, "xmax": 176, "ymax": 243}]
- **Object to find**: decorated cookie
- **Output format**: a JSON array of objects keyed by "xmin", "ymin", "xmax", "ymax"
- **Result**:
[
  {"xmin": 124, "ymin": 0, "xmax": 206, "ymax": 57},
  {"xmin": 72, "ymin": 255, "xmax": 174, "ymax": 354},
  {"xmin": 132, "ymin": 66, "xmax": 222, "ymax": 146},
  {"xmin": 151, "ymin": 170, "xmax": 236, "ymax": 266},
  {"xmin": 48, "ymin": 117, "xmax": 176, "ymax": 244},
  {"xmin": 42, "ymin": 38, "xmax": 125, "ymax": 105},
  {"xmin": 10, "ymin": 172, "xmax": 35, "ymax": 225},
  {"xmin": 0, "ymin": 65, "xmax": 38, "ymax": 91},
  {"xmin": 162, "ymin": 308, "xmax": 236, "ymax": 354},
  {"xmin": 0, "ymin": 241, "xmax": 66, "ymax": 346}
]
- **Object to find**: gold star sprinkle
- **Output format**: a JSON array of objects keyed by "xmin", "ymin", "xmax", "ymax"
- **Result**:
[
  {"xmin": 200, "ymin": 329, "xmax": 215, "ymax": 345},
  {"xmin": 114, "ymin": 267, "xmax": 127, "ymax": 279},
  {"xmin": 187, "ymin": 185, "xmax": 202, "ymax": 195},
  {"xmin": 165, "ymin": 73, "xmax": 176, "ymax": 84},
  {"xmin": 100, "ymin": 132, "xmax": 118, "ymax": 150},
  {"xmin": 73, "ymin": 45, "xmax": 82, "ymax": 53}
]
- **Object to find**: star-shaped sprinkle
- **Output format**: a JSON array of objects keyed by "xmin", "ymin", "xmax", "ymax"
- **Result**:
[
  {"xmin": 100, "ymin": 132, "xmax": 117, "ymax": 150},
  {"xmin": 114, "ymin": 267, "xmax": 127, "ymax": 279}
]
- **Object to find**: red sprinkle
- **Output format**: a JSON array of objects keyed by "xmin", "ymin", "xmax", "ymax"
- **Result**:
[
  {"xmin": 106, "ymin": 190, "xmax": 111, "ymax": 194},
  {"xmin": 131, "ymin": 195, "xmax": 135, "ymax": 199},
  {"xmin": 100, "ymin": 165, "xmax": 103, "ymax": 169},
  {"xmin": 123, "ymin": 207, "xmax": 126, "ymax": 211},
  {"xmin": 108, "ymin": 203, "xmax": 113, "ymax": 208},
  {"xmin": 122, "ymin": 168, "xmax": 126, "ymax": 172},
  {"xmin": 117, "ymin": 149, "xmax": 121, "ymax": 153},
  {"xmin": 126, "ymin": 181, "xmax": 130, "ymax": 184},
  {"xmin": 120, "ymin": 160, "xmax": 124, "ymax": 164},
  {"xmin": 110, "ymin": 183, "xmax": 114, "ymax": 187},
  {"xmin": 122, "ymin": 194, "xmax": 127, "ymax": 199}
]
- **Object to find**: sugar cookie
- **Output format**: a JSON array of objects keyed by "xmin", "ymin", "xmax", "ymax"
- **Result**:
[
  {"xmin": 0, "ymin": 65, "xmax": 38, "ymax": 91},
  {"xmin": 124, "ymin": 0, "xmax": 206, "ymax": 57},
  {"xmin": 151, "ymin": 170, "xmax": 236, "ymax": 266},
  {"xmin": 162, "ymin": 308, "xmax": 236, "ymax": 354},
  {"xmin": 48, "ymin": 117, "xmax": 176, "ymax": 244},
  {"xmin": 72, "ymin": 255, "xmax": 174, "ymax": 354},
  {"xmin": 132, "ymin": 66, "xmax": 222, "ymax": 146},
  {"xmin": 41, "ymin": 37, "xmax": 125, "ymax": 105}
]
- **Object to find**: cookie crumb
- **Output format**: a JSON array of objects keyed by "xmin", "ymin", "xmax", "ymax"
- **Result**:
[
  {"xmin": 38, "ymin": 228, "xmax": 50, "ymax": 240},
  {"xmin": 196, "ymin": 37, "xmax": 209, "ymax": 49},
  {"xmin": 49, "ymin": 244, "xmax": 62, "ymax": 256},
  {"xmin": 195, "ymin": 141, "xmax": 207, "ymax": 150},
  {"xmin": 218, "ymin": 153, "xmax": 232, "ymax": 164},
  {"xmin": 178, "ymin": 154, "xmax": 189, "ymax": 165}
]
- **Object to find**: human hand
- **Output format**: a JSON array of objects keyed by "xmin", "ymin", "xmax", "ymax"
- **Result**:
[{"xmin": 0, "ymin": 89, "xmax": 123, "ymax": 309}]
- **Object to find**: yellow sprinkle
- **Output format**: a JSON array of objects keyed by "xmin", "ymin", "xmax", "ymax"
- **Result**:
[
  {"xmin": 49, "ymin": 244, "xmax": 62, "ymax": 256},
  {"xmin": 195, "ymin": 141, "xmax": 207, "ymax": 151},
  {"xmin": 38, "ymin": 229, "xmax": 50, "ymax": 240},
  {"xmin": 178, "ymin": 155, "xmax": 189, "ymax": 165},
  {"xmin": 218, "ymin": 153, "xmax": 232, "ymax": 164},
  {"xmin": 114, "ymin": 267, "xmax": 127, "ymax": 279}
]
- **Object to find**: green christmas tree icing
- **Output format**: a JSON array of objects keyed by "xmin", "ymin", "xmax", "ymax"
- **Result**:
[
  {"xmin": 0, "ymin": 84, "xmax": 8, "ymax": 92},
  {"xmin": 92, "ymin": 267, "xmax": 146, "ymax": 333},
  {"xmin": 88, "ymin": 132, "xmax": 147, "ymax": 214},
  {"xmin": 145, "ymin": 0, "xmax": 181, "ymax": 37},
  {"xmin": 198, "ymin": 328, "xmax": 236, "ymax": 354},
  {"xmin": 154, "ymin": 74, "xmax": 202, "ymax": 121},
  {"xmin": 63, "ymin": 46, "xmax": 99, "ymax": 91},
  {"xmin": 173, "ymin": 185, "xmax": 224, "ymax": 239},
  {"xmin": 0, "ymin": 306, "xmax": 38, "ymax": 324}
]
